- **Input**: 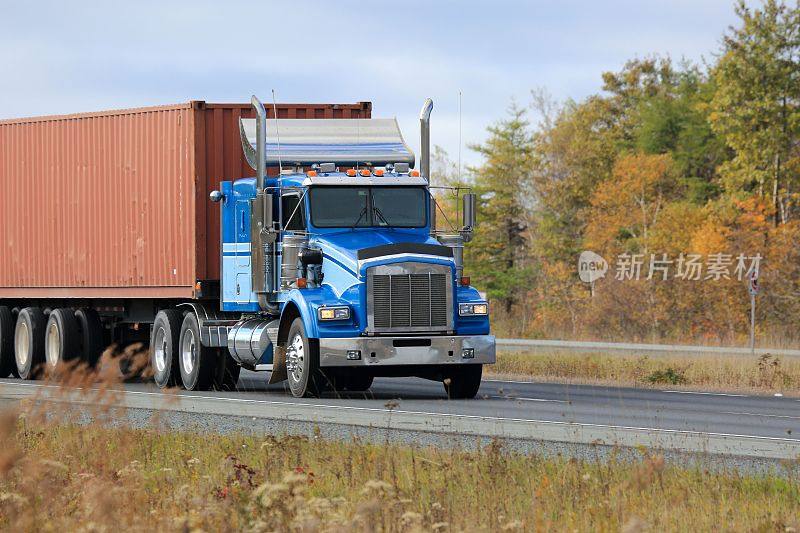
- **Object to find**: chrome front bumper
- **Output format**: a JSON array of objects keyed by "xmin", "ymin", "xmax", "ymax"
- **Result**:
[{"xmin": 318, "ymin": 335, "xmax": 496, "ymax": 367}]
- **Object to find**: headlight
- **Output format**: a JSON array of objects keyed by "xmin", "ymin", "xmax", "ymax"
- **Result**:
[
  {"xmin": 318, "ymin": 306, "xmax": 351, "ymax": 321},
  {"xmin": 459, "ymin": 302, "xmax": 489, "ymax": 316}
]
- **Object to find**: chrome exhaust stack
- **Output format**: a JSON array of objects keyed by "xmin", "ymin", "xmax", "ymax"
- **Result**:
[
  {"xmin": 419, "ymin": 98, "xmax": 433, "ymax": 182},
  {"xmin": 248, "ymin": 95, "xmax": 278, "ymax": 313},
  {"xmin": 251, "ymin": 95, "xmax": 267, "ymax": 190}
]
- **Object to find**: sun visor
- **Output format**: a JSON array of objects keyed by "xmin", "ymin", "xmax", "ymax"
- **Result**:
[{"xmin": 239, "ymin": 118, "xmax": 415, "ymax": 169}]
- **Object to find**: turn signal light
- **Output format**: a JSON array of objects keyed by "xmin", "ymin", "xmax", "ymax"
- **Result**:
[
  {"xmin": 296, "ymin": 277, "xmax": 308, "ymax": 289},
  {"xmin": 360, "ymin": 169, "xmax": 371, "ymax": 177},
  {"xmin": 346, "ymin": 169, "xmax": 357, "ymax": 177},
  {"xmin": 459, "ymin": 276, "xmax": 471, "ymax": 287},
  {"xmin": 409, "ymin": 170, "xmax": 420, "ymax": 177}
]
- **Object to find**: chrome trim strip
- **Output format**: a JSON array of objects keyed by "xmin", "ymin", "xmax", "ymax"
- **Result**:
[{"xmin": 358, "ymin": 253, "xmax": 454, "ymax": 272}]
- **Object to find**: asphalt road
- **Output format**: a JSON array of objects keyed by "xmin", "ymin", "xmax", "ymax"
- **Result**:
[
  {"xmin": 224, "ymin": 372, "xmax": 798, "ymax": 441},
  {"xmin": 1, "ymin": 370, "xmax": 798, "ymax": 460}
]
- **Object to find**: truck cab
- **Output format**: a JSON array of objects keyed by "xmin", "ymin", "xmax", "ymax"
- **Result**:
[{"xmin": 198, "ymin": 97, "xmax": 494, "ymax": 398}]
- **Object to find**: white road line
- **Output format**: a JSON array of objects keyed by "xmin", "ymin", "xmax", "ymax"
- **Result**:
[
  {"xmin": 719, "ymin": 411, "xmax": 800, "ymax": 421},
  {"xmin": 662, "ymin": 390, "xmax": 748, "ymax": 397},
  {"xmin": 2, "ymin": 381, "xmax": 799, "ymax": 445},
  {"xmin": 489, "ymin": 395, "xmax": 568, "ymax": 403}
]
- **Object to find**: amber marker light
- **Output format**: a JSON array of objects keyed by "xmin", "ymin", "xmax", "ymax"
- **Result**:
[
  {"xmin": 409, "ymin": 170, "xmax": 420, "ymax": 177},
  {"xmin": 346, "ymin": 169, "xmax": 357, "ymax": 177},
  {"xmin": 360, "ymin": 169, "xmax": 371, "ymax": 177},
  {"xmin": 307, "ymin": 170, "xmax": 318, "ymax": 177},
  {"xmin": 374, "ymin": 169, "xmax": 385, "ymax": 177},
  {"xmin": 296, "ymin": 278, "xmax": 308, "ymax": 289}
]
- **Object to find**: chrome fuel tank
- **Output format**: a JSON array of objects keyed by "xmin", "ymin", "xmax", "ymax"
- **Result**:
[{"xmin": 227, "ymin": 318, "xmax": 279, "ymax": 366}]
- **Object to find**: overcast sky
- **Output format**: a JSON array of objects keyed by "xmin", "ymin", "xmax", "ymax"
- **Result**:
[{"xmin": 1, "ymin": 0, "xmax": 744, "ymax": 167}]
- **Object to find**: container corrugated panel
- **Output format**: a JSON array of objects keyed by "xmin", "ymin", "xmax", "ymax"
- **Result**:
[
  {"xmin": 0, "ymin": 100, "xmax": 371, "ymax": 299},
  {"xmin": 191, "ymin": 101, "xmax": 372, "ymax": 281}
]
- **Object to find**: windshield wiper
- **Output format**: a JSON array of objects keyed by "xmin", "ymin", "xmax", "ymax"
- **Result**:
[
  {"xmin": 350, "ymin": 206, "xmax": 367, "ymax": 229},
  {"xmin": 372, "ymin": 206, "xmax": 394, "ymax": 229}
]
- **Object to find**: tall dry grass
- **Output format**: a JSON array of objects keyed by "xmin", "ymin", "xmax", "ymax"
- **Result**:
[
  {"xmin": 1, "ymin": 416, "xmax": 799, "ymax": 532},
  {"xmin": 490, "ymin": 351, "xmax": 800, "ymax": 396}
]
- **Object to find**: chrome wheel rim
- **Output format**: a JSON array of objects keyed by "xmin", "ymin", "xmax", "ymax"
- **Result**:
[
  {"xmin": 15, "ymin": 321, "xmax": 29, "ymax": 368},
  {"xmin": 46, "ymin": 322, "xmax": 60, "ymax": 368},
  {"xmin": 181, "ymin": 328, "xmax": 196, "ymax": 375},
  {"xmin": 153, "ymin": 328, "xmax": 167, "ymax": 373},
  {"xmin": 286, "ymin": 333, "xmax": 305, "ymax": 384}
]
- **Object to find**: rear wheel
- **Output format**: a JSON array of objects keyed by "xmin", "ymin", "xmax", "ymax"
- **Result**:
[
  {"xmin": 75, "ymin": 308, "xmax": 104, "ymax": 367},
  {"xmin": 443, "ymin": 365, "xmax": 483, "ymax": 399},
  {"xmin": 178, "ymin": 312, "xmax": 215, "ymax": 391},
  {"xmin": 151, "ymin": 309, "xmax": 182, "ymax": 388},
  {"xmin": 285, "ymin": 318, "xmax": 324, "ymax": 398},
  {"xmin": 15, "ymin": 308, "xmax": 47, "ymax": 380},
  {"xmin": 44, "ymin": 308, "xmax": 80, "ymax": 375},
  {"xmin": 0, "ymin": 306, "xmax": 15, "ymax": 378}
]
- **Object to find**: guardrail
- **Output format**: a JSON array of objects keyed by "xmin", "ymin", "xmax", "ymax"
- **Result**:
[{"xmin": 496, "ymin": 338, "xmax": 800, "ymax": 358}]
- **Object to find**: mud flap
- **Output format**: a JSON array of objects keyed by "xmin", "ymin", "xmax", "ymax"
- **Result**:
[{"xmin": 268, "ymin": 345, "xmax": 288, "ymax": 383}]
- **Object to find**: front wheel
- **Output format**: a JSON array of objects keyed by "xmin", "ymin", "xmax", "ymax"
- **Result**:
[
  {"xmin": 443, "ymin": 365, "xmax": 483, "ymax": 399},
  {"xmin": 285, "ymin": 318, "xmax": 325, "ymax": 398}
]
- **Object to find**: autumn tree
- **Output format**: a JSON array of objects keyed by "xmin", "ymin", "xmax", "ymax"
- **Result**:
[
  {"xmin": 710, "ymin": 0, "xmax": 800, "ymax": 225},
  {"xmin": 584, "ymin": 153, "xmax": 680, "ymax": 256}
]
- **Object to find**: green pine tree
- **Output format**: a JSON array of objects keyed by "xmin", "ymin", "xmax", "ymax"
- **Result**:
[{"xmin": 467, "ymin": 105, "xmax": 535, "ymax": 313}]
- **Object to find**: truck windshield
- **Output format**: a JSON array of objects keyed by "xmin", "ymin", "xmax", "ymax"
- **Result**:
[{"xmin": 309, "ymin": 186, "xmax": 427, "ymax": 228}]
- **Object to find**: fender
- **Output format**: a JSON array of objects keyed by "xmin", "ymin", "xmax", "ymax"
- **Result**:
[{"xmin": 281, "ymin": 289, "xmax": 321, "ymax": 338}]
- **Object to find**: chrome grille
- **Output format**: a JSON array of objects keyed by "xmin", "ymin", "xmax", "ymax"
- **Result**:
[{"xmin": 367, "ymin": 262, "xmax": 452, "ymax": 332}]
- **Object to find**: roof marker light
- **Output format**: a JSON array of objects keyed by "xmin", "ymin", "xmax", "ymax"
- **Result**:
[
  {"xmin": 346, "ymin": 169, "xmax": 357, "ymax": 177},
  {"xmin": 307, "ymin": 170, "xmax": 318, "ymax": 177},
  {"xmin": 409, "ymin": 170, "xmax": 420, "ymax": 177},
  {"xmin": 360, "ymin": 169, "xmax": 371, "ymax": 177},
  {"xmin": 374, "ymin": 169, "xmax": 385, "ymax": 177}
]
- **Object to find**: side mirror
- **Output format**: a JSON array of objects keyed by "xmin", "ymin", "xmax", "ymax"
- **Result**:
[
  {"xmin": 209, "ymin": 190, "xmax": 224, "ymax": 203},
  {"xmin": 462, "ymin": 193, "xmax": 476, "ymax": 231}
]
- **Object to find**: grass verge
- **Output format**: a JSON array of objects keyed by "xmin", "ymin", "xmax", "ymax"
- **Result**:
[
  {"xmin": 0, "ymin": 412, "xmax": 798, "ymax": 531},
  {"xmin": 488, "ymin": 351, "xmax": 800, "ymax": 396}
]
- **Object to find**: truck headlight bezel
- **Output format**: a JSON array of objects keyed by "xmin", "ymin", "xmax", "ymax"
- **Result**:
[
  {"xmin": 458, "ymin": 302, "xmax": 489, "ymax": 316},
  {"xmin": 318, "ymin": 306, "xmax": 351, "ymax": 321}
]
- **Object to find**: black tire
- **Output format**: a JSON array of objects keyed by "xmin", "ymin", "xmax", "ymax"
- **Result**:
[
  {"xmin": 75, "ymin": 308, "xmax": 105, "ymax": 367},
  {"xmin": 213, "ymin": 349, "xmax": 241, "ymax": 391},
  {"xmin": 150, "ymin": 309, "xmax": 182, "ymax": 388},
  {"xmin": 178, "ymin": 312, "xmax": 216, "ymax": 391},
  {"xmin": 330, "ymin": 373, "xmax": 374, "ymax": 392},
  {"xmin": 285, "ymin": 318, "xmax": 324, "ymax": 398},
  {"xmin": 443, "ymin": 365, "xmax": 483, "ymax": 399},
  {"xmin": 44, "ymin": 308, "xmax": 81, "ymax": 375},
  {"xmin": 0, "ymin": 306, "xmax": 15, "ymax": 378},
  {"xmin": 14, "ymin": 307, "xmax": 47, "ymax": 380}
]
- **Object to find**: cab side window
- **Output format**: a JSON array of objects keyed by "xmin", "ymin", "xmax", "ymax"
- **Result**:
[{"xmin": 282, "ymin": 194, "xmax": 306, "ymax": 231}]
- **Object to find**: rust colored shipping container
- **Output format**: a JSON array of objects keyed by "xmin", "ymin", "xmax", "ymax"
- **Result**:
[{"xmin": 0, "ymin": 100, "xmax": 371, "ymax": 299}]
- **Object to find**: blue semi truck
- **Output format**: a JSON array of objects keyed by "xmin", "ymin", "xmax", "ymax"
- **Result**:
[
  {"xmin": 0, "ymin": 96, "xmax": 495, "ymax": 398},
  {"xmin": 153, "ymin": 96, "xmax": 495, "ymax": 398}
]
